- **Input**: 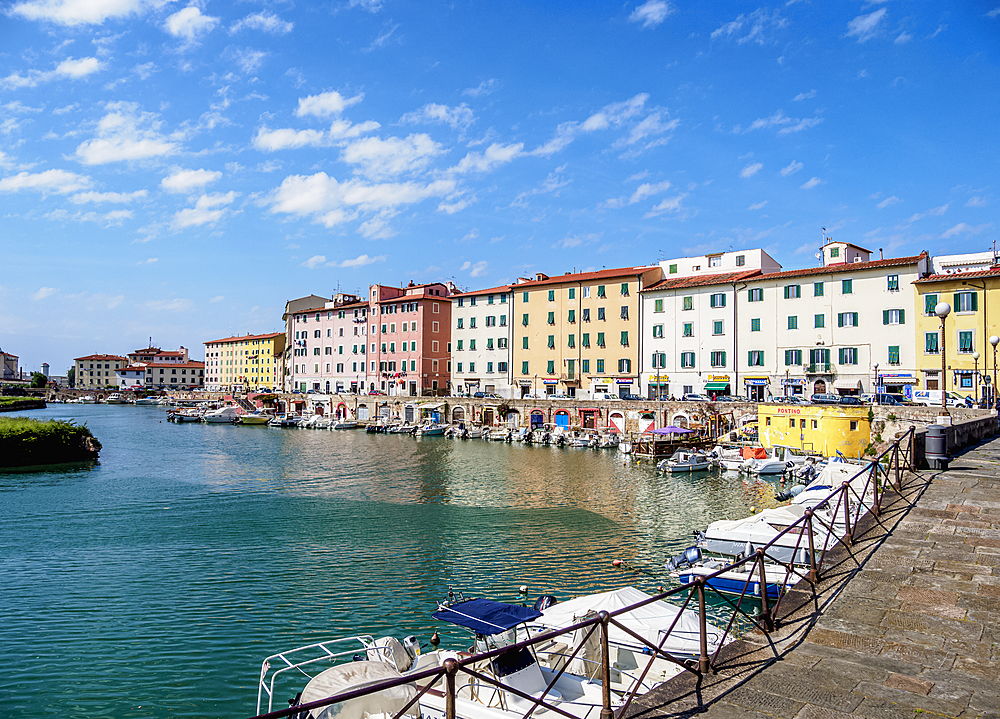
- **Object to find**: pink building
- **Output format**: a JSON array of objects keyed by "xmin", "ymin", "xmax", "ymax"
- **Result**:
[
  {"xmin": 288, "ymin": 294, "xmax": 370, "ymax": 393},
  {"xmin": 368, "ymin": 281, "xmax": 453, "ymax": 396}
]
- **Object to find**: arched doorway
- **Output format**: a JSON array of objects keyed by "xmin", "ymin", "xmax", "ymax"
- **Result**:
[
  {"xmin": 357, "ymin": 404, "xmax": 369, "ymax": 421},
  {"xmin": 452, "ymin": 406, "xmax": 466, "ymax": 422},
  {"xmin": 554, "ymin": 410, "xmax": 570, "ymax": 429},
  {"xmin": 505, "ymin": 409, "xmax": 520, "ymax": 427},
  {"xmin": 608, "ymin": 411, "xmax": 625, "ymax": 433},
  {"xmin": 813, "ymin": 379, "xmax": 827, "ymax": 394},
  {"xmin": 530, "ymin": 410, "xmax": 544, "ymax": 429},
  {"xmin": 671, "ymin": 414, "xmax": 689, "ymax": 428}
]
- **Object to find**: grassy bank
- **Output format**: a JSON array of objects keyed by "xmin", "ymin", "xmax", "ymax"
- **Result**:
[
  {"xmin": 0, "ymin": 396, "xmax": 47, "ymax": 412},
  {"xmin": 0, "ymin": 417, "xmax": 101, "ymax": 468}
]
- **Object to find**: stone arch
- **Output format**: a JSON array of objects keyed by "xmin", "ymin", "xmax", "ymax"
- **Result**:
[
  {"xmin": 452, "ymin": 406, "xmax": 466, "ymax": 422},
  {"xmin": 813, "ymin": 379, "xmax": 827, "ymax": 394},
  {"xmin": 671, "ymin": 413, "xmax": 689, "ymax": 428}
]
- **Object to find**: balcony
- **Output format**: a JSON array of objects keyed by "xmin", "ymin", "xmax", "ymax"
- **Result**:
[{"xmin": 805, "ymin": 362, "xmax": 834, "ymax": 374}]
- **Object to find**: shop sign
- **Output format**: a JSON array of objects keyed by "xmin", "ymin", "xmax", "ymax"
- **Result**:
[
  {"xmin": 543, "ymin": 379, "xmax": 558, "ymax": 384},
  {"xmin": 744, "ymin": 377, "xmax": 769, "ymax": 386},
  {"xmin": 781, "ymin": 378, "xmax": 806, "ymax": 385},
  {"xmin": 518, "ymin": 380, "xmax": 532, "ymax": 387},
  {"xmin": 708, "ymin": 375, "xmax": 729, "ymax": 382},
  {"xmin": 616, "ymin": 378, "xmax": 634, "ymax": 384},
  {"xmin": 646, "ymin": 374, "xmax": 670, "ymax": 382},
  {"xmin": 880, "ymin": 373, "xmax": 913, "ymax": 378}
]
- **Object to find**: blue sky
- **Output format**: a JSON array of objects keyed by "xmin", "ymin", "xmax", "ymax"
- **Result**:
[{"xmin": 1, "ymin": 0, "xmax": 998, "ymax": 373}]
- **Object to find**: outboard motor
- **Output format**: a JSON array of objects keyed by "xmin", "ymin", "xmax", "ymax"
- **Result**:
[
  {"xmin": 402, "ymin": 635, "xmax": 421, "ymax": 661},
  {"xmin": 775, "ymin": 483, "xmax": 806, "ymax": 502},
  {"xmin": 665, "ymin": 546, "xmax": 702, "ymax": 572},
  {"xmin": 533, "ymin": 594, "xmax": 558, "ymax": 611}
]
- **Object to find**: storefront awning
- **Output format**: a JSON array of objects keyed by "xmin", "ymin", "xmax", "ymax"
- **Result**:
[
  {"xmin": 881, "ymin": 376, "xmax": 917, "ymax": 384},
  {"xmin": 704, "ymin": 381, "xmax": 730, "ymax": 391},
  {"xmin": 421, "ymin": 403, "xmax": 444, "ymax": 410},
  {"xmin": 833, "ymin": 379, "xmax": 861, "ymax": 390}
]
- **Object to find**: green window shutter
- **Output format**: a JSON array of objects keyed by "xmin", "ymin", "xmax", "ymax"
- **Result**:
[
  {"xmin": 838, "ymin": 348, "xmax": 845, "ymax": 364},
  {"xmin": 883, "ymin": 310, "xmax": 889, "ymax": 325},
  {"xmin": 721, "ymin": 352, "xmax": 727, "ymax": 366},
  {"xmin": 899, "ymin": 309, "xmax": 905, "ymax": 324},
  {"xmin": 582, "ymin": 359, "xmax": 589, "ymax": 373},
  {"xmin": 547, "ymin": 360, "xmax": 554, "ymax": 374},
  {"xmin": 972, "ymin": 292, "xmax": 979, "ymax": 311},
  {"xmin": 522, "ymin": 337, "xmax": 528, "ymax": 349},
  {"xmin": 925, "ymin": 294, "xmax": 936, "ymax": 315},
  {"xmin": 953, "ymin": 292, "xmax": 960, "ymax": 310},
  {"xmin": 853, "ymin": 313, "xmax": 859, "ymax": 326},
  {"xmin": 837, "ymin": 313, "xmax": 844, "ymax": 327}
]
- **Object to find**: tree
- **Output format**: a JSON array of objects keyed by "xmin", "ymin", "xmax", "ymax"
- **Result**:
[
  {"xmin": 67, "ymin": 367, "xmax": 75, "ymax": 388},
  {"xmin": 30, "ymin": 372, "xmax": 47, "ymax": 388}
]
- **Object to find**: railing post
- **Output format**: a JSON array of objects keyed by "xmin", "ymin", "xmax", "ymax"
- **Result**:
[
  {"xmin": 443, "ymin": 658, "xmax": 457, "ymax": 719},
  {"xmin": 805, "ymin": 510, "xmax": 819, "ymax": 583},
  {"xmin": 697, "ymin": 579, "xmax": 710, "ymax": 675},
  {"xmin": 599, "ymin": 612, "xmax": 613, "ymax": 719},
  {"xmin": 841, "ymin": 482, "xmax": 853, "ymax": 545},
  {"xmin": 756, "ymin": 549, "xmax": 774, "ymax": 632}
]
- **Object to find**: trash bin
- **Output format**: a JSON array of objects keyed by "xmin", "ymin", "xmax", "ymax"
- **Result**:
[{"xmin": 925, "ymin": 424, "xmax": 948, "ymax": 470}]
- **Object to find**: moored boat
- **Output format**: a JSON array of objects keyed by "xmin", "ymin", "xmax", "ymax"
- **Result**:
[
  {"xmin": 202, "ymin": 406, "xmax": 239, "ymax": 423},
  {"xmin": 657, "ymin": 449, "xmax": 712, "ymax": 473}
]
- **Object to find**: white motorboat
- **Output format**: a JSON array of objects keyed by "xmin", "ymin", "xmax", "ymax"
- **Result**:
[
  {"xmin": 657, "ymin": 449, "xmax": 712, "ymax": 473},
  {"xmin": 415, "ymin": 422, "xmax": 447, "ymax": 436},
  {"xmin": 666, "ymin": 547, "xmax": 798, "ymax": 599},
  {"xmin": 202, "ymin": 406, "xmax": 239, "ymax": 423},
  {"xmin": 709, "ymin": 445, "xmax": 746, "ymax": 471},
  {"xmin": 268, "ymin": 413, "xmax": 302, "ymax": 428},
  {"xmin": 79, "ymin": 395, "xmax": 97, "ymax": 404},
  {"xmin": 134, "ymin": 396, "xmax": 160, "ymax": 406},
  {"xmin": 239, "ymin": 412, "xmax": 271, "ymax": 425},
  {"xmin": 105, "ymin": 393, "xmax": 125, "ymax": 404},
  {"xmin": 331, "ymin": 419, "xmax": 359, "ymax": 430},
  {"xmin": 741, "ymin": 454, "xmax": 789, "ymax": 475},
  {"xmin": 695, "ymin": 503, "xmax": 842, "ymax": 565},
  {"xmin": 598, "ymin": 434, "xmax": 619, "ymax": 449},
  {"xmin": 167, "ymin": 408, "xmax": 203, "ymax": 423},
  {"xmin": 300, "ymin": 414, "xmax": 331, "ymax": 429}
]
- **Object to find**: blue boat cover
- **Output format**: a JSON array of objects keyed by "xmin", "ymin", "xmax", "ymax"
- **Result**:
[{"xmin": 432, "ymin": 599, "xmax": 542, "ymax": 635}]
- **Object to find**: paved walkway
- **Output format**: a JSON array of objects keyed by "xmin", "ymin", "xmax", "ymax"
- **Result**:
[{"xmin": 624, "ymin": 434, "xmax": 1000, "ymax": 719}]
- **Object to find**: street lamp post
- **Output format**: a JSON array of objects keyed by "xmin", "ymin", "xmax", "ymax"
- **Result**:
[
  {"xmin": 533, "ymin": 373, "xmax": 537, "ymax": 399},
  {"xmin": 936, "ymin": 302, "xmax": 952, "ymax": 419},
  {"xmin": 973, "ymin": 351, "xmax": 981, "ymax": 405},
  {"xmin": 991, "ymin": 336, "xmax": 1000, "ymax": 409},
  {"xmin": 784, "ymin": 368, "xmax": 789, "ymax": 397},
  {"xmin": 874, "ymin": 363, "xmax": 879, "ymax": 396}
]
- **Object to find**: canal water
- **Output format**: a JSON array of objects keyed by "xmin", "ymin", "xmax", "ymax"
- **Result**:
[{"xmin": 1, "ymin": 405, "xmax": 776, "ymax": 718}]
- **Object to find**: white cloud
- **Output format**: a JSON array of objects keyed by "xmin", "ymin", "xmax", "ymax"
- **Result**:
[
  {"xmin": 10, "ymin": 0, "xmax": 155, "ymax": 25},
  {"xmin": 32, "ymin": 286, "xmax": 56, "ymax": 300},
  {"xmin": 941, "ymin": 222, "xmax": 993, "ymax": 238},
  {"xmin": 164, "ymin": 6, "xmax": 219, "ymax": 43},
  {"xmin": 748, "ymin": 200, "xmax": 768, "ymax": 210},
  {"xmin": 449, "ymin": 142, "xmax": 523, "ymax": 174},
  {"xmin": 966, "ymin": 196, "xmax": 987, "ymax": 208},
  {"xmin": 644, "ymin": 193, "xmax": 688, "ymax": 217},
  {"xmin": 302, "ymin": 254, "xmax": 327, "ymax": 268},
  {"xmin": 266, "ymin": 171, "xmax": 456, "ymax": 227},
  {"xmin": 463, "ymin": 79, "xmax": 499, "ymax": 97},
  {"xmin": 734, "ymin": 109, "xmax": 822, "ymax": 135},
  {"xmin": 357, "ymin": 216, "xmax": 396, "ymax": 239},
  {"xmin": 459, "ymin": 260, "xmax": 489, "ymax": 277},
  {"xmin": 70, "ymin": 189, "xmax": 147, "ymax": 204},
  {"xmin": 74, "ymin": 101, "xmax": 178, "ymax": 165},
  {"xmin": 554, "ymin": 233, "xmax": 601, "ymax": 249},
  {"xmin": 172, "ymin": 191, "xmax": 237, "ymax": 229},
  {"xmin": 1, "ymin": 56, "xmax": 102, "ymax": 89},
  {"xmin": 136, "ymin": 257, "xmax": 158, "ymax": 265},
  {"xmin": 741, "ymin": 162, "xmax": 763, "ymax": 178},
  {"xmin": 229, "ymin": 10, "xmax": 293, "ymax": 35},
  {"xmin": 342, "ymin": 134, "xmax": 443, "ymax": 179},
  {"xmin": 629, "ymin": 0, "xmax": 673, "ymax": 28},
  {"xmin": 295, "ymin": 90, "xmax": 363, "ymax": 118},
  {"xmin": 792, "ymin": 89, "xmax": 816, "ymax": 101},
  {"xmin": 895, "ymin": 32, "xmax": 912, "ymax": 44},
  {"xmin": 0, "ymin": 169, "xmax": 91, "ymax": 195},
  {"xmin": 876, "ymin": 195, "xmax": 901, "ymax": 209},
  {"xmin": 846, "ymin": 8, "xmax": 886, "ymax": 43},
  {"xmin": 209, "ymin": 295, "xmax": 224, "ymax": 303},
  {"xmin": 533, "ymin": 93, "xmax": 653, "ymax": 156},
  {"xmin": 253, "ymin": 127, "xmax": 326, "ymax": 151},
  {"xmin": 800, "ymin": 177, "xmax": 822, "ymax": 189},
  {"xmin": 605, "ymin": 180, "xmax": 672, "ymax": 208},
  {"xmin": 710, "ymin": 8, "xmax": 787, "ymax": 45},
  {"xmin": 160, "ymin": 168, "xmax": 222, "ymax": 193},
  {"xmin": 144, "ymin": 298, "xmax": 194, "ymax": 312},
  {"xmin": 230, "ymin": 48, "xmax": 267, "ymax": 74},
  {"xmin": 400, "ymin": 103, "xmax": 474, "ymax": 130},
  {"xmin": 338, "ymin": 253, "xmax": 387, "ymax": 267},
  {"xmin": 780, "ymin": 160, "xmax": 803, "ymax": 176},
  {"xmin": 328, "ymin": 119, "xmax": 381, "ymax": 140}
]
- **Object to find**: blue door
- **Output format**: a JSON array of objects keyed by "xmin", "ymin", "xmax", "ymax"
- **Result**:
[{"xmin": 554, "ymin": 412, "xmax": 570, "ymax": 428}]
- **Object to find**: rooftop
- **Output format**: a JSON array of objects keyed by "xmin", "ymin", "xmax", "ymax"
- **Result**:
[
  {"xmin": 205, "ymin": 332, "xmax": 284, "ymax": 344},
  {"xmin": 914, "ymin": 266, "xmax": 1000, "ymax": 284},
  {"xmin": 514, "ymin": 265, "xmax": 660, "ymax": 289},
  {"xmin": 642, "ymin": 269, "xmax": 763, "ymax": 292},
  {"xmin": 74, "ymin": 354, "xmax": 127, "ymax": 361}
]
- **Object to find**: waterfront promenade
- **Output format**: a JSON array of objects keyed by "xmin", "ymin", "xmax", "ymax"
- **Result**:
[{"xmin": 626, "ymin": 435, "xmax": 1000, "ymax": 719}]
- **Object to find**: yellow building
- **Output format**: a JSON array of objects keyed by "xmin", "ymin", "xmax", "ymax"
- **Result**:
[
  {"xmin": 204, "ymin": 332, "xmax": 286, "ymax": 393},
  {"xmin": 913, "ymin": 267, "xmax": 1000, "ymax": 401},
  {"xmin": 511, "ymin": 266, "xmax": 662, "ymax": 398},
  {"xmin": 758, "ymin": 404, "xmax": 871, "ymax": 458}
]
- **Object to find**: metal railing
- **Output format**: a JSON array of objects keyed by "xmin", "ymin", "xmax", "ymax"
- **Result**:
[{"xmin": 248, "ymin": 426, "xmax": 918, "ymax": 719}]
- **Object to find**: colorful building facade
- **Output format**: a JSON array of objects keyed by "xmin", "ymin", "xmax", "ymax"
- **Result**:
[{"xmin": 204, "ymin": 332, "xmax": 285, "ymax": 392}]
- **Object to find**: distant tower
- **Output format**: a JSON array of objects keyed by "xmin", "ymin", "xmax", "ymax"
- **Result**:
[{"xmin": 41, "ymin": 363, "xmax": 50, "ymax": 377}]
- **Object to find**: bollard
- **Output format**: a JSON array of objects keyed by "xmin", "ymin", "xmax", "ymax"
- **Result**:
[
  {"xmin": 443, "ymin": 658, "xmax": 457, "ymax": 719},
  {"xmin": 697, "ymin": 579, "xmax": 710, "ymax": 675},
  {"xmin": 756, "ymin": 549, "xmax": 774, "ymax": 632}
]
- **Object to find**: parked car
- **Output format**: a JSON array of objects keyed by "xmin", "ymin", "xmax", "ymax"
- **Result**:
[
  {"xmin": 839, "ymin": 396, "xmax": 864, "ymax": 405},
  {"xmin": 621, "ymin": 393, "xmax": 643, "ymax": 401},
  {"xmin": 911, "ymin": 389, "xmax": 965, "ymax": 407},
  {"xmin": 809, "ymin": 393, "xmax": 842, "ymax": 405},
  {"xmin": 786, "ymin": 395, "xmax": 810, "ymax": 404},
  {"xmin": 714, "ymin": 395, "xmax": 738, "ymax": 402},
  {"xmin": 682, "ymin": 393, "xmax": 710, "ymax": 402},
  {"xmin": 548, "ymin": 393, "xmax": 571, "ymax": 399},
  {"xmin": 600, "ymin": 394, "xmax": 622, "ymax": 401}
]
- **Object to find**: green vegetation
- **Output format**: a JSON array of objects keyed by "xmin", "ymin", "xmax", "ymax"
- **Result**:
[
  {"xmin": 29, "ymin": 372, "xmax": 47, "ymax": 388},
  {"xmin": 0, "ymin": 396, "xmax": 46, "ymax": 412},
  {"xmin": 0, "ymin": 417, "xmax": 101, "ymax": 468}
]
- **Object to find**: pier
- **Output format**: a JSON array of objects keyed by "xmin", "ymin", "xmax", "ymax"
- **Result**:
[{"xmin": 624, "ymin": 434, "xmax": 1000, "ymax": 719}]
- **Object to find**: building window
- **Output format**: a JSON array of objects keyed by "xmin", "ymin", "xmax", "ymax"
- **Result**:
[
  {"xmin": 924, "ymin": 294, "xmax": 938, "ymax": 315},
  {"xmin": 582, "ymin": 308, "xmax": 590, "ymax": 322},
  {"xmin": 709, "ymin": 255, "xmax": 722, "ymax": 267},
  {"xmin": 784, "ymin": 285, "xmax": 801, "ymax": 299},
  {"xmin": 887, "ymin": 346, "xmax": 900, "ymax": 365},
  {"xmin": 925, "ymin": 332, "xmax": 939, "ymax": 354},
  {"xmin": 710, "ymin": 351, "xmax": 727, "ymax": 367},
  {"xmin": 680, "ymin": 352, "xmax": 695, "ymax": 368},
  {"xmin": 620, "ymin": 331, "xmax": 629, "ymax": 347},
  {"xmin": 597, "ymin": 285, "xmax": 606, "ymax": 298},
  {"xmin": 468, "ymin": 362, "xmax": 475, "ymax": 372},
  {"xmin": 713, "ymin": 320, "xmax": 724, "ymax": 335},
  {"xmin": 568, "ymin": 288, "xmax": 575, "ymax": 300},
  {"xmin": 620, "ymin": 306, "xmax": 629, "ymax": 320},
  {"xmin": 469, "ymin": 339, "xmax": 476, "ymax": 350},
  {"xmin": 669, "ymin": 264, "xmax": 678, "ymax": 274},
  {"xmin": 651, "ymin": 352, "xmax": 666, "ymax": 369},
  {"xmin": 499, "ymin": 314, "xmax": 507, "ymax": 326},
  {"xmin": 498, "ymin": 361, "xmax": 508, "ymax": 373},
  {"xmin": 842, "ymin": 279, "xmax": 853, "ymax": 294},
  {"xmin": 618, "ymin": 358, "xmax": 632, "ymax": 373},
  {"xmin": 839, "ymin": 347, "xmax": 858, "ymax": 365},
  {"xmin": 830, "ymin": 247, "xmax": 840, "ymax": 258},
  {"xmin": 814, "ymin": 282, "xmax": 824, "ymax": 297},
  {"xmin": 432, "ymin": 321, "xmax": 440, "ymax": 332},
  {"xmin": 620, "ymin": 283, "xmax": 629, "ymax": 296},
  {"xmin": 736, "ymin": 255, "xmax": 745, "ymax": 267},
  {"xmin": 546, "ymin": 360, "xmax": 555, "ymax": 374},
  {"xmin": 522, "ymin": 337, "xmax": 529, "ymax": 350},
  {"xmin": 498, "ymin": 337, "xmax": 508, "ymax": 349},
  {"xmin": 486, "ymin": 316, "xmax": 496, "ymax": 327},
  {"xmin": 748, "ymin": 350, "xmax": 764, "ymax": 366},
  {"xmin": 486, "ymin": 362, "xmax": 493, "ymax": 373},
  {"xmin": 597, "ymin": 307, "xmax": 606, "ymax": 321},
  {"xmin": 596, "ymin": 359, "xmax": 605, "ymax": 374},
  {"xmin": 523, "ymin": 291, "xmax": 529, "ymax": 303},
  {"xmin": 654, "ymin": 299, "xmax": 664, "ymax": 312},
  {"xmin": 547, "ymin": 335, "xmax": 555, "ymax": 349},
  {"xmin": 784, "ymin": 349, "xmax": 802, "ymax": 365},
  {"xmin": 682, "ymin": 296, "xmax": 693, "ymax": 310},
  {"xmin": 568, "ymin": 334, "xmax": 576, "ymax": 348},
  {"xmin": 547, "ymin": 311, "xmax": 555, "ymax": 325},
  {"xmin": 683, "ymin": 323, "xmax": 693, "ymax": 337},
  {"xmin": 956, "ymin": 291, "xmax": 978, "ymax": 313},
  {"xmin": 568, "ymin": 309, "xmax": 576, "ymax": 323},
  {"xmin": 521, "ymin": 361, "xmax": 529, "ymax": 375},
  {"xmin": 653, "ymin": 325, "xmax": 664, "ymax": 338},
  {"xmin": 883, "ymin": 309, "xmax": 905, "ymax": 325},
  {"xmin": 750, "ymin": 318, "xmax": 760, "ymax": 332},
  {"xmin": 457, "ymin": 298, "xmax": 464, "ymax": 307},
  {"xmin": 597, "ymin": 332, "xmax": 606, "ymax": 348},
  {"xmin": 522, "ymin": 313, "xmax": 529, "ymax": 326},
  {"xmin": 710, "ymin": 293, "xmax": 726, "ymax": 308},
  {"xmin": 959, "ymin": 331, "xmax": 974, "ymax": 353},
  {"xmin": 469, "ymin": 317, "xmax": 476, "ymax": 329},
  {"xmin": 748, "ymin": 288, "xmax": 763, "ymax": 302},
  {"xmin": 837, "ymin": 312, "xmax": 858, "ymax": 327},
  {"xmin": 457, "ymin": 362, "xmax": 463, "ymax": 373},
  {"xmin": 548, "ymin": 290, "xmax": 555, "ymax": 302},
  {"xmin": 887, "ymin": 275, "xmax": 899, "ymax": 291},
  {"xmin": 581, "ymin": 359, "xmax": 590, "ymax": 373},
  {"xmin": 787, "ymin": 316, "xmax": 798, "ymax": 330},
  {"xmin": 582, "ymin": 333, "xmax": 590, "ymax": 347},
  {"xmin": 815, "ymin": 314, "xmax": 825, "ymax": 328}
]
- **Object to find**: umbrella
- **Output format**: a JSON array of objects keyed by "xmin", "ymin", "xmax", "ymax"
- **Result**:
[{"xmin": 646, "ymin": 425, "xmax": 694, "ymax": 435}]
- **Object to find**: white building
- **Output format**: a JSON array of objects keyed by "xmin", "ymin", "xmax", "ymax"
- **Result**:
[
  {"xmin": 450, "ymin": 284, "xmax": 515, "ymax": 397},
  {"xmin": 641, "ymin": 241, "xmax": 930, "ymax": 400},
  {"xmin": 930, "ymin": 250, "xmax": 997, "ymax": 275},
  {"xmin": 659, "ymin": 248, "xmax": 781, "ymax": 279}
]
